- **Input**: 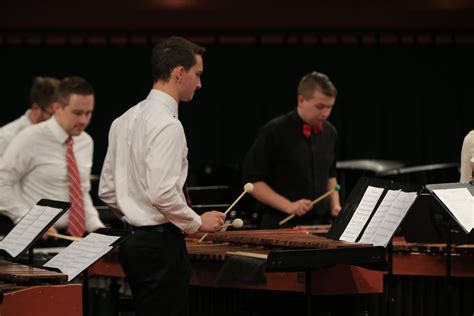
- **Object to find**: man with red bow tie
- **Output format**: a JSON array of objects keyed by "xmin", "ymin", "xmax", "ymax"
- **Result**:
[{"xmin": 242, "ymin": 71, "xmax": 341, "ymax": 228}]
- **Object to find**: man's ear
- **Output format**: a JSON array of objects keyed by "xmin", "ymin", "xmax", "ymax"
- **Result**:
[
  {"xmin": 51, "ymin": 101, "xmax": 61, "ymax": 112},
  {"xmin": 297, "ymin": 95, "xmax": 304, "ymax": 106},
  {"xmin": 172, "ymin": 66, "xmax": 184, "ymax": 83}
]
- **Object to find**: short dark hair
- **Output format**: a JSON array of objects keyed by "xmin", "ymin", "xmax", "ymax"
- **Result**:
[
  {"xmin": 151, "ymin": 36, "xmax": 205, "ymax": 83},
  {"xmin": 57, "ymin": 76, "xmax": 94, "ymax": 106},
  {"xmin": 297, "ymin": 71, "xmax": 337, "ymax": 99},
  {"xmin": 30, "ymin": 76, "xmax": 60, "ymax": 111}
]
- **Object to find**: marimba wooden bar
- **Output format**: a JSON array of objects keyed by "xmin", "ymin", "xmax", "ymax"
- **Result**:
[{"xmin": 0, "ymin": 260, "xmax": 82, "ymax": 316}]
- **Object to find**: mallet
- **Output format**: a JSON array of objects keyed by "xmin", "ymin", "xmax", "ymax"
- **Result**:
[
  {"xmin": 220, "ymin": 218, "xmax": 244, "ymax": 229},
  {"xmin": 278, "ymin": 184, "xmax": 341, "ymax": 226},
  {"xmin": 198, "ymin": 183, "xmax": 254, "ymax": 243}
]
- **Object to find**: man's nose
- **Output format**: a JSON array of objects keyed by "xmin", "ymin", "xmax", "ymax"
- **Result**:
[
  {"xmin": 321, "ymin": 108, "xmax": 331, "ymax": 118},
  {"xmin": 79, "ymin": 114, "xmax": 90, "ymax": 125}
]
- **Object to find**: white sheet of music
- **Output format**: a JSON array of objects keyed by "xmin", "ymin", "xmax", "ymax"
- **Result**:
[
  {"xmin": 0, "ymin": 205, "xmax": 62, "ymax": 258},
  {"xmin": 359, "ymin": 190, "xmax": 400, "ymax": 244},
  {"xmin": 44, "ymin": 233, "xmax": 120, "ymax": 281},
  {"xmin": 432, "ymin": 188, "xmax": 474, "ymax": 233},
  {"xmin": 340, "ymin": 186, "xmax": 384, "ymax": 242},
  {"xmin": 372, "ymin": 191, "xmax": 417, "ymax": 246}
]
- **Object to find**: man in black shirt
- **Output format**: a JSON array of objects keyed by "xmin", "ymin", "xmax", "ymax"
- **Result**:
[{"xmin": 242, "ymin": 71, "xmax": 341, "ymax": 228}]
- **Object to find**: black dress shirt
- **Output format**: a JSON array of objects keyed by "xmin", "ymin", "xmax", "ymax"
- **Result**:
[{"xmin": 242, "ymin": 110, "xmax": 337, "ymax": 228}]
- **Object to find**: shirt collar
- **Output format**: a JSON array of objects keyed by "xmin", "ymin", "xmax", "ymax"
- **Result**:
[
  {"xmin": 291, "ymin": 109, "xmax": 324, "ymax": 131},
  {"xmin": 48, "ymin": 116, "xmax": 70, "ymax": 144},
  {"xmin": 146, "ymin": 89, "xmax": 179, "ymax": 119},
  {"xmin": 291, "ymin": 110, "xmax": 304, "ymax": 126},
  {"xmin": 23, "ymin": 110, "xmax": 33, "ymax": 126}
]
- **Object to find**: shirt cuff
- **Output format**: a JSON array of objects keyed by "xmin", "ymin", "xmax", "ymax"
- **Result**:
[
  {"xmin": 87, "ymin": 218, "xmax": 105, "ymax": 233},
  {"xmin": 179, "ymin": 210, "xmax": 202, "ymax": 234}
]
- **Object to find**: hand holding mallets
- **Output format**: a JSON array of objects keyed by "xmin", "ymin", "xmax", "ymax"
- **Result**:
[
  {"xmin": 198, "ymin": 183, "xmax": 254, "ymax": 243},
  {"xmin": 278, "ymin": 184, "xmax": 341, "ymax": 226}
]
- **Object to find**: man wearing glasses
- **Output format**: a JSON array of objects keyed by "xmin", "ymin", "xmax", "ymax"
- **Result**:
[
  {"xmin": 0, "ymin": 76, "xmax": 59, "ymax": 156},
  {"xmin": 0, "ymin": 76, "xmax": 104, "ymax": 235}
]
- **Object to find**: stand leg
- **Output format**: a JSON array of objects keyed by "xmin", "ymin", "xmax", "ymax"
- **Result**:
[
  {"xmin": 445, "ymin": 224, "xmax": 452, "ymax": 315},
  {"xmin": 28, "ymin": 247, "xmax": 34, "ymax": 265},
  {"xmin": 446, "ymin": 226, "xmax": 451, "ymax": 278},
  {"xmin": 83, "ymin": 269, "xmax": 89, "ymax": 316},
  {"xmin": 305, "ymin": 270, "xmax": 312, "ymax": 316},
  {"xmin": 110, "ymin": 278, "xmax": 120, "ymax": 316},
  {"xmin": 386, "ymin": 240, "xmax": 394, "ymax": 316}
]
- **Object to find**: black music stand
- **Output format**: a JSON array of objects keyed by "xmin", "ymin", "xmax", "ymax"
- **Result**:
[
  {"xmin": 0, "ymin": 199, "xmax": 70, "ymax": 261},
  {"xmin": 404, "ymin": 183, "xmax": 473, "ymax": 274},
  {"xmin": 269, "ymin": 176, "xmax": 421, "ymax": 316},
  {"xmin": 41, "ymin": 227, "xmax": 131, "ymax": 316},
  {"xmin": 423, "ymin": 182, "xmax": 474, "ymax": 275},
  {"xmin": 328, "ymin": 177, "xmax": 420, "ymax": 243},
  {"xmin": 327, "ymin": 177, "xmax": 421, "ymax": 316},
  {"xmin": 0, "ymin": 200, "xmax": 70, "ymax": 313},
  {"xmin": 425, "ymin": 182, "xmax": 473, "ymax": 237},
  {"xmin": 402, "ymin": 189, "xmax": 474, "ymax": 245},
  {"xmin": 422, "ymin": 182, "xmax": 473, "ymax": 315}
]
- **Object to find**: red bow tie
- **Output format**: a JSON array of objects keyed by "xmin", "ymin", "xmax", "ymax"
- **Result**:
[{"xmin": 303, "ymin": 123, "xmax": 323, "ymax": 138}]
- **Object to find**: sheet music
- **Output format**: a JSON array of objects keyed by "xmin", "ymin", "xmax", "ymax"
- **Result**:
[
  {"xmin": 372, "ymin": 191, "xmax": 417, "ymax": 246},
  {"xmin": 359, "ymin": 190, "xmax": 401, "ymax": 244},
  {"xmin": 0, "ymin": 205, "xmax": 62, "ymax": 258},
  {"xmin": 340, "ymin": 186, "xmax": 384, "ymax": 242},
  {"xmin": 432, "ymin": 188, "xmax": 474, "ymax": 233},
  {"xmin": 44, "ymin": 233, "xmax": 120, "ymax": 281}
]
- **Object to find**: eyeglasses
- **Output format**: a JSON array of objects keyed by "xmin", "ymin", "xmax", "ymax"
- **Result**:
[{"xmin": 41, "ymin": 108, "xmax": 54, "ymax": 118}]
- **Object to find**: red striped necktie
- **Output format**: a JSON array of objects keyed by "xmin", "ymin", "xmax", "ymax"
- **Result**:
[{"xmin": 66, "ymin": 136, "xmax": 86, "ymax": 237}]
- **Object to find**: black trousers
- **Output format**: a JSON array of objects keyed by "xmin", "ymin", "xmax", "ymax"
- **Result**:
[{"xmin": 119, "ymin": 223, "xmax": 191, "ymax": 316}]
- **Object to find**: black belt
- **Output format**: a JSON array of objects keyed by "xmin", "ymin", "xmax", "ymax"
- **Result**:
[{"xmin": 124, "ymin": 222, "xmax": 183, "ymax": 234}]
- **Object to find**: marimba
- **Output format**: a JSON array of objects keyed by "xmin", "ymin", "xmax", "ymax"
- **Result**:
[
  {"xmin": 89, "ymin": 228, "xmax": 474, "ymax": 316},
  {"xmin": 0, "ymin": 259, "xmax": 82, "ymax": 316},
  {"xmin": 188, "ymin": 230, "xmax": 474, "ymax": 315},
  {"xmin": 91, "ymin": 227, "xmax": 387, "ymax": 295},
  {"xmin": 189, "ymin": 228, "xmax": 387, "ymax": 271}
]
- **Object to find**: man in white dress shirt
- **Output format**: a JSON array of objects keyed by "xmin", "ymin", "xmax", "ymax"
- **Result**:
[
  {"xmin": 0, "ymin": 76, "xmax": 104, "ymax": 234},
  {"xmin": 99, "ymin": 36, "xmax": 225, "ymax": 315},
  {"xmin": 0, "ymin": 76, "xmax": 59, "ymax": 156}
]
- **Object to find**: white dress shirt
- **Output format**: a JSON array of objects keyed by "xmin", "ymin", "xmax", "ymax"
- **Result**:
[
  {"xmin": 460, "ymin": 130, "xmax": 474, "ymax": 183},
  {"xmin": 99, "ymin": 89, "xmax": 202, "ymax": 234},
  {"xmin": 0, "ymin": 110, "xmax": 32, "ymax": 156},
  {"xmin": 0, "ymin": 116, "xmax": 104, "ymax": 231}
]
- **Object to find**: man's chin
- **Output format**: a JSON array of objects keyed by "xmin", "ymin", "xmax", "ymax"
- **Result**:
[
  {"xmin": 314, "ymin": 119, "xmax": 326, "ymax": 126},
  {"xmin": 70, "ymin": 129, "xmax": 84, "ymax": 136},
  {"xmin": 181, "ymin": 96, "xmax": 194, "ymax": 102},
  {"xmin": 307, "ymin": 120, "xmax": 323, "ymax": 127}
]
